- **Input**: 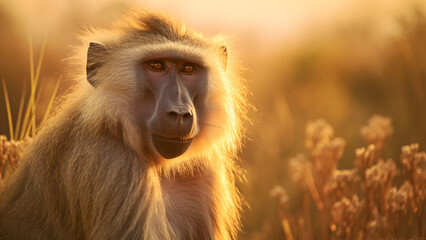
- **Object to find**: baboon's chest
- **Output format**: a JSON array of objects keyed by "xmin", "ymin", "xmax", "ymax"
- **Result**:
[{"xmin": 161, "ymin": 174, "xmax": 215, "ymax": 238}]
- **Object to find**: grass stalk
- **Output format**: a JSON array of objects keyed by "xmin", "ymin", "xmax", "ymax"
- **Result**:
[
  {"xmin": 1, "ymin": 79, "xmax": 14, "ymax": 140},
  {"xmin": 29, "ymin": 33, "xmax": 36, "ymax": 137},
  {"xmin": 19, "ymin": 98, "xmax": 33, "ymax": 140},
  {"xmin": 14, "ymin": 80, "xmax": 27, "ymax": 139},
  {"xmin": 35, "ymin": 77, "xmax": 45, "ymax": 106},
  {"xmin": 19, "ymin": 33, "xmax": 48, "ymax": 139},
  {"xmin": 23, "ymin": 115, "xmax": 33, "ymax": 139},
  {"xmin": 305, "ymin": 170, "xmax": 324, "ymax": 211},
  {"xmin": 32, "ymin": 34, "xmax": 47, "ymax": 136},
  {"xmin": 281, "ymin": 218, "xmax": 294, "ymax": 240},
  {"xmin": 35, "ymin": 34, "xmax": 47, "ymax": 89}
]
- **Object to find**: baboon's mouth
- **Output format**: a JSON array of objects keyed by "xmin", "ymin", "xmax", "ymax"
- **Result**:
[{"xmin": 151, "ymin": 133, "xmax": 194, "ymax": 159}]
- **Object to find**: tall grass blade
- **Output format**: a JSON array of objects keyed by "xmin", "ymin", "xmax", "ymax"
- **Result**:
[
  {"xmin": 1, "ymin": 79, "xmax": 14, "ymax": 140},
  {"xmin": 31, "ymin": 33, "xmax": 48, "ymax": 137},
  {"xmin": 23, "ymin": 116, "xmax": 33, "ymax": 139},
  {"xmin": 35, "ymin": 34, "xmax": 47, "ymax": 88},
  {"xmin": 29, "ymin": 33, "xmax": 35, "ymax": 86},
  {"xmin": 20, "ymin": 67, "xmax": 35, "ymax": 138},
  {"xmin": 35, "ymin": 77, "xmax": 45, "ymax": 106},
  {"xmin": 19, "ymin": 97, "xmax": 32, "ymax": 140},
  {"xmin": 29, "ymin": 33, "xmax": 36, "ymax": 137},
  {"xmin": 14, "ymin": 80, "xmax": 27, "ymax": 138},
  {"xmin": 21, "ymin": 33, "xmax": 48, "ymax": 139}
]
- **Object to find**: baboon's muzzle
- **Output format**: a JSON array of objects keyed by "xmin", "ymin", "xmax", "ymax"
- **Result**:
[
  {"xmin": 151, "ymin": 133, "xmax": 193, "ymax": 159},
  {"xmin": 151, "ymin": 109, "xmax": 196, "ymax": 159}
]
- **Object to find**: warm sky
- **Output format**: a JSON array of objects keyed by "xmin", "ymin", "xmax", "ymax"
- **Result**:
[{"xmin": 3, "ymin": 0, "xmax": 424, "ymax": 53}]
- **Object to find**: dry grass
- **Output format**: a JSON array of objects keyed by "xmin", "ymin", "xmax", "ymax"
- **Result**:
[
  {"xmin": 0, "ymin": 35, "xmax": 59, "ymax": 187},
  {"xmin": 0, "ymin": 135, "xmax": 25, "ymax": 186},
  {"xmin": 239, "ymin": 9, "xmax": 426, "ymax": 240},
  {"xmin": 1, "ymin": 112, "xmax": 423, "ymax": 239},
  {"xmin": 0, "ymin": 34, "xmax": 59, "ymax": 142},
  {"xmin": 271, "ymin": 115, "xmax": 426, "ymax": 239}
]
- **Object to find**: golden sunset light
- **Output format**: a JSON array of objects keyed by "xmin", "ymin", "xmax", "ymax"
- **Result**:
[{"xmin": 1, "ymin": 0, "xmax": 426, "ymax": 239}]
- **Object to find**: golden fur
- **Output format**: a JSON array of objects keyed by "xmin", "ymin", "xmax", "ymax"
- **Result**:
[{"xmin": 0, "ymin": 10, "xmax": 248, "ymax": 240}]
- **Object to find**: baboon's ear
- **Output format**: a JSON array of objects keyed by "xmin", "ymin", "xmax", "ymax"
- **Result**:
[
  {"xmin": 219, "ymin": 46, "xmax": 228, "ymax": 70},
  {"xmin": 87, "ymin": 42, "xmax": 107, "ymax": 87}
]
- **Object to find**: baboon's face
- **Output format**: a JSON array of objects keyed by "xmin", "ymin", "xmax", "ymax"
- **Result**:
[
  {"xmin": 139, "ymin": 57, "xmax": 207, "ymax": 159},
  {"xmin": 86, "ymin": 42, "xmax": 223, "ymax": 160}
]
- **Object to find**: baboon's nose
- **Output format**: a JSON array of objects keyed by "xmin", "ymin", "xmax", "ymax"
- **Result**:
[{"xmin": 167, "ymin": 110, "xmax": 193, "ymax": 125}]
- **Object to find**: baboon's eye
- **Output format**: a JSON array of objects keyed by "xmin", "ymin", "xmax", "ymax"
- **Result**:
[
  {"xmin": 181, "ymin": 63, "xmax": 196, "ymax": 74},
  {"xmin": 149, "ymin": 60, "xmax": 166, "ymax": 71}
]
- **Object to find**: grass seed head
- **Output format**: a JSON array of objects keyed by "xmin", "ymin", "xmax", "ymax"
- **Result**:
[{"xmin": 360, "ymin": 115, "xmax": 393, "ymax": 158}]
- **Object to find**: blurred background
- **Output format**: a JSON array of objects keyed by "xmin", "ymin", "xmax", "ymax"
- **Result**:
[{"xmin": 1, "ymin": 0, "xmax": 425, "ymax": 239}]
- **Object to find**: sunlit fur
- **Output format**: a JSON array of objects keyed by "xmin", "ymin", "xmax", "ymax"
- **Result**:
[{"xmin": 0, "ymin": 10, "xmax": 248, "ymax": 240}]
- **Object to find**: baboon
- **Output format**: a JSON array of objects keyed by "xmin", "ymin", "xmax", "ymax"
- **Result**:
[{"xmin": 0, "ymin": 10, "xmax": 248, "ymax": 240}]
